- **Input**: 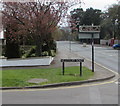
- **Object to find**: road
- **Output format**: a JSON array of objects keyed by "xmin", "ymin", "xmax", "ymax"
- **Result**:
[
  {"xmin": 2, "ymin": 82, "xmax": 118, "ymax": 104},
  {"xmin": 61, "ymin": 41, "xmax": 119, "ymax": 73},
  {"xmin": 2, "ymin": 41, "xmax": 119, "ymax": 104}
]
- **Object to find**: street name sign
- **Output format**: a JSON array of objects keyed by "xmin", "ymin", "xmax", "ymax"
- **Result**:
[
  {"xmin": 61, "ymin": 59, "xmax": 84, "ymax": 62},
  {"xmin": 61, "ymin": 59, "xmax": 84, "ymax": 76},
  {"xmin": 79, "ymin": 25, "xmax": 100, "ymax": 33}
]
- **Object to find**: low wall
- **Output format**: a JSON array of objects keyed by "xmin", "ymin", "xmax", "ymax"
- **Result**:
[
  {"xmin": 0, "ymin": 56, "xmax": 54, "ymax": 67},
  {"xmin": 100, "ymin": 39, "xmax": 120, "ymax": 45}
]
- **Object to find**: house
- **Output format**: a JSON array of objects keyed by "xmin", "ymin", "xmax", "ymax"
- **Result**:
[{"xmin": 0, "ymin": 29, "xmax": 5, "ymax": 45}]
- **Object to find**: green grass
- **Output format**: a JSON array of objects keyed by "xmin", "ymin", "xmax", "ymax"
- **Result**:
[{"xmin": 0, "ymin": 66, "xmax": 94, "ymax": 87}]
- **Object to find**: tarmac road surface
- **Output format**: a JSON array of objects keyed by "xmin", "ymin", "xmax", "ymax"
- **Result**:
[
  {"xmin": 60, "ymin": 41, "xmax": 119, "ymax": 73},
  {"xmin": 2, "ymin": 41, "xmax": 119, "ymax": 104}
]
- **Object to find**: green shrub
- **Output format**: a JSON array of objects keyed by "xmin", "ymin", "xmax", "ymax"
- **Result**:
[
  {"xmin": 24, "ymin": 46, "xmax": 36, "ymax": 58},
  {"xmin": 51, "ymin": 50, "xmax": 56, "ymax": 57},
  {"xmin": 5, "ymin": 42, "xmax": 20, "ymax": 59},
  {"xmin": 42, "ymin": 40, "xmax": 56, "ymax": 54},
  {"xmin": 2, "ymin": 45, "xmax": 5, "ymax": 56},
  {"xmin": 42, "ymin": 51, "xmax": 48, "ymax": 56},
  {"xmin": 20, "ymin": 40, "xmax": 57, "ymax": 58}
]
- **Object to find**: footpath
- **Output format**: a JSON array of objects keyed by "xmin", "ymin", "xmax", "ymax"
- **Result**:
[{"xmin": 1, "ymin": 42, "xmax": 118, "ymax": 90}]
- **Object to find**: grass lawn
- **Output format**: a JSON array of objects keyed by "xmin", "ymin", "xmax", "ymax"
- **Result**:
[{"xmin": 0, "ymin": 66, "xmax": 94, "ymax": 87}]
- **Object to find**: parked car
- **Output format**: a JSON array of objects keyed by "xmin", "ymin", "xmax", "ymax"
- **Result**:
[{"xmin": 112, "ymin": 44, "xmax": 120, "ymax": 49}]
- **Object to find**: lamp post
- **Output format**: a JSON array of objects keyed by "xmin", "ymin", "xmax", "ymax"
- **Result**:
[
  {"xmin": 76, "ymin": 21, "xmax": 80, "ymax": 44},
  {"xmin": 112, "ymin": 19, "xmax": 118, "ymax": 40},
  {"xmin": 69, "ymin": 33, "xmax": 71, "ymax": 51}
]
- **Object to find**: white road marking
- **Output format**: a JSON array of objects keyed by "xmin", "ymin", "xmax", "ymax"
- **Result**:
[
  {"xmin": 115, "ymin": 82, "xmax": 118, "ymax": 84},
  {"xmin": 115, "ymin": 81, "xmax": 120, "ymax": 85}
]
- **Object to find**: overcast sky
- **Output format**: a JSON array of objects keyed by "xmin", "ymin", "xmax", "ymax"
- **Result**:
[
  {"xmin": 72, "ymin": 0, "xmax": 118, "ymax": 11},
  {"xmin": 60, "ymin": 0, "xmax": 119, "ymax": 27}
]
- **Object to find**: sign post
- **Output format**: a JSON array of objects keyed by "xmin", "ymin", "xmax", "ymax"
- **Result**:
[
  {"xmin": 78, "ymin": 25, "xmax": 100, "ymax": 72},
  {"xmin": 61, "ymin": 59, "xmax": 84, "ymax": 76},
  {"xmin": 91, "ymin": 33, "xmax": 94, "ymax": 72},
  {"xmin": 80, "ymin": 62, "xmax": 82, "ymax": 76},
  {"xmin": 62, "ymin": 62, "xmax": 65, "ymax": 75}
]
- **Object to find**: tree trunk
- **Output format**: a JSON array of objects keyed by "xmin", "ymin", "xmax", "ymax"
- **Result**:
[{"xmin": 35, "ymin": 36, "xmax": 42, "ymax": 57}]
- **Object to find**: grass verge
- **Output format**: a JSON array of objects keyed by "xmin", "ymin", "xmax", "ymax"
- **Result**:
[{"xmin": 0, "ymin": 66, "xmax": 94, "ymax": 87}]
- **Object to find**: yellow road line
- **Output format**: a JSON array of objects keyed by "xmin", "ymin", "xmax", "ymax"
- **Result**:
[
  {"xmin": 76, "ymin": 53, "xmax": 119, "ymax": 76},
  {"xmin": 1, "ymin": 78, "xmax": 117, "ymax": 93}
]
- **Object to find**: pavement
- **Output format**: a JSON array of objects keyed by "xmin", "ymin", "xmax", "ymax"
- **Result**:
[{"xmin": 1, "ymin": 42, "xmax": 118, "ymax": 90}]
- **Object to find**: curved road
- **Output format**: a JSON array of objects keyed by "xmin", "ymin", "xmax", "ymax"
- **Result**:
[
  {"xmin": 61, "ymin": 41, "xmax": 119, "ymax": 72},
  {"xmin": 2, "ymin": 41, "xmax": 119, "ymax": 104}
]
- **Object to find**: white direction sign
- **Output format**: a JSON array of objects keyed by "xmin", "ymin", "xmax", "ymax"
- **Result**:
[
  {"xmin": 78, "ymin": 33, "xmax": 100, "ymax": 39},
  {"xmin": 79, "ymin": 25, "xmax": 100, "ymax": 33}
]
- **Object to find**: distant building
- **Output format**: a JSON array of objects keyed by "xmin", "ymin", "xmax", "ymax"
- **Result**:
[{"xmin": 0, "ymin": 12, "xmax": 5, "ymax": 46}]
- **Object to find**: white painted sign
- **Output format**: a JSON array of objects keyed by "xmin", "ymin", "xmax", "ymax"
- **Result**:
[
  {"xmin": 78, "ymin": 33, "xmax": 100, "ymax": 39},
  {"xmin": 0, "ymin": 30, "xmax": 4, "ymax": 39}
]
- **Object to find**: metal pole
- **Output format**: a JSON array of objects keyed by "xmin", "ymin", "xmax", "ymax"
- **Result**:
[
  {"xmin": 92, "ymin": 33, "xmax": 94, "ymax": 72},
  {"xmin": 80, "ymin": 62, "xmax": 82, "ymax": 76},
  {"xmin": 62, "ymin": 62, "xmax": 65, "ymax": 75},
  {"xmin": 69, "ymin": 40, "xmax": 71, "ymax": 51}
]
